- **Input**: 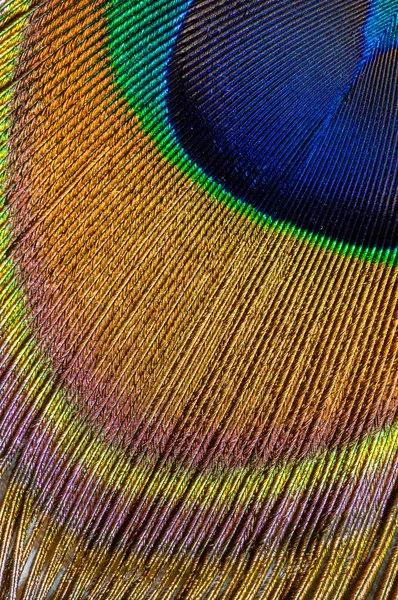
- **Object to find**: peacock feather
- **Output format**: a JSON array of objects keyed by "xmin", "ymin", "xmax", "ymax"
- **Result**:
[{"xmin": 1, "ymin": 0, "xmax": 398, "ymax": 598}]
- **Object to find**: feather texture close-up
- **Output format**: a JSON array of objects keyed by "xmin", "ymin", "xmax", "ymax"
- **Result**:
[{"xmin": 1, "ymin": 0, "xmax": 398, "ymax": 598}]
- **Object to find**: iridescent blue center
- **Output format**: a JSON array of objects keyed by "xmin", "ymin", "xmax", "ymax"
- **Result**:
[{"xmin": 167, "ymin": 0, "xmax": 398, "ymax": 248}]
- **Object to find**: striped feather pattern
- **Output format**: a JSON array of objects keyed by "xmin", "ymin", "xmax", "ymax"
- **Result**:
[{"xmin": 0, "ymin": 0, "xmax": 398, "ymax": 598}]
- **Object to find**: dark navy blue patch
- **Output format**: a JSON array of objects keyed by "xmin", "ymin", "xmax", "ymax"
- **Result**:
[{"xmin": 167, "ymin": 0, "xmax": 398, "ymax": 248}]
